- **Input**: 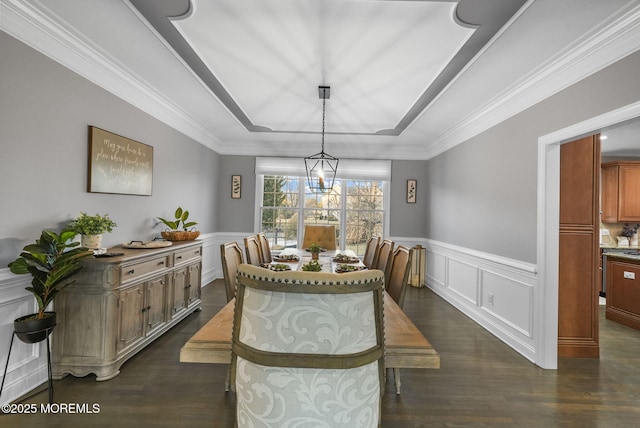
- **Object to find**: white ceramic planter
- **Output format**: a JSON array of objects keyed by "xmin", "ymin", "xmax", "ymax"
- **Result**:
[{"xmin": 81, "ymin": 234, "xmax": 102, "ymax": 249}]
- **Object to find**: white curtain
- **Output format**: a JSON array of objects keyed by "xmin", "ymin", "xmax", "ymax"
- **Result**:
[{"xmin": 255, "ymin": 157, "xmax": 391, "ymax": 181}]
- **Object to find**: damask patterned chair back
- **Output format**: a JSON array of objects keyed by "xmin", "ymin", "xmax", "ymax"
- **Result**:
[
  {"xmin": 231, "ymin": 264, "xmax": 386, "ymax": 427},
  {"xmin": 257, "ymin": 232, "xmax": 272, "ymax": 263},
  {"xmin": 363, "ymin": 235, "xmax": 380, "ymax": 268},
  {"xmin": 301, "ymin": 224, "xmax": 337, "ymax": 250},
  {"xmin": 243, "ymin": 235, "xmax": 262, "ymax": 266},
  {"xmin": 374, "ymin": 239, "xmax": 394, "ymax": 283},
  {"xmin": 220, "ymin": 241, "xmax": 244, "ymax": 302}
]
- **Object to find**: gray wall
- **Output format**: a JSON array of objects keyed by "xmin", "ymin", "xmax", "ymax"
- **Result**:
[
  {"xmin": 216, "ymin": 155, "xmax": 256, "ymax": 232},
  {"xmin": 425, "ymin": 50, "xmax": 640, "ymax": 263},
  {"xmin": 214, "ymin": 156, "xmax": 430, "ymax": 238},
  {"xmin": 0, "ymin": 32, "xmax": 219, "ymax": 267},
  {"xmin": 390, "ymin": 160, "xmax": 428, "ymax": 238}
]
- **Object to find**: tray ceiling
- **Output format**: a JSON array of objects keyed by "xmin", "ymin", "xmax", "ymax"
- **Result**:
[
  {"xmin": 2, "ymin": 0, "xmax": 639, "ymax": 159},
  {"xmin": 132, "ymin": 0, "xmax": 522, "ymax": 136}
]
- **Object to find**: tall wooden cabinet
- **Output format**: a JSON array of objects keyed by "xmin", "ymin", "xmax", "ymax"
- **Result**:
[
  {"xmin": 558, "ymin": 135, "xmax": 600, "ymax": 358},
  {"xmin": 52, "ymin": 241, "xmax": 202, "ymax": 381},
  {"xmin": 601, "ymin": 161, "xmax": 640, "ymax": 222}
]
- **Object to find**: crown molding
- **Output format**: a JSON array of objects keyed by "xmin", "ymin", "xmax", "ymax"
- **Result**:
[
  {"xmin": 424, "ymin": 2, "xmax": 640, "ymax": 160},
  {"xmin": 215, "ymin": 139, "xmax": 422, "ymax": 161},
  {"xmin": 0, "ymin": 0, "xmax": 223, "ymax": 152}
]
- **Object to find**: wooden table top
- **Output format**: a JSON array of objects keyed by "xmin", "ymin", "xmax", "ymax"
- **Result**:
[{"xmin": 180, "ymin": 292, "xmax": 440, "ymax": 369}]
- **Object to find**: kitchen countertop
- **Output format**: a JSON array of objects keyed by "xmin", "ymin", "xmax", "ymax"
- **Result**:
[
  {"xmin": 601, "ymin": 244, "xmax": 640, "ymax": 250},
  {"xmin": 603, "ymin": 250, "xmax": 640, "ymax": 262}
]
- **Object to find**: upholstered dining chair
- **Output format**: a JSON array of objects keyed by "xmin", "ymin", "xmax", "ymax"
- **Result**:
[
  {"xmin": 363, "ymin": 235, "xmax": 380, "ymax": 268},
  {"xmin": 220, "ymin": 241, "xmax": 244, "ymax": 302},
  {"xmin": 374, "ymin": 239, "xmax": 394, "ymax": 283},
  {"xmin": 256, "ymin": 232, "xmax": 272, "ymax": 263},
  {"xmin": 385, "ymin": 245, "xmax": 413, "ymax": 395},
  {"xmin": 231, "ymin": 264, "xmax": 386, "ymax": 427},
  {"xmin": 301, "ymin": 224, "xmax": 337, "ymax": 250},
  {"xmin": 243, "ymin": 235, "xmax": 262, "ymax": 266}
]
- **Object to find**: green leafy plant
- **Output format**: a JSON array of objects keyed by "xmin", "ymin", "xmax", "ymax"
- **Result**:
[
  {"xmin": 301, "ymin": 260, "xmax": 322, "ymax": 272},
  {"xmin": 68, "ymin": 212, "xmax": 117, "ymax": 235},
  {"xmin": 158, "ymin": 207, "xmax": 198, "ymax": 231},
  {"xmin": 307, "ymin": 243, "xmax": 322, "ymax": 254},
  {"xmin": 8, "ymin": 230, "xmax": 94, "ymax": 320}
]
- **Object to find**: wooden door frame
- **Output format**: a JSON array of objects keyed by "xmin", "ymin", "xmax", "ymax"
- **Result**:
[{"xmin": 536, "ymin": 101, "xmax": 640, "ymax": 369}]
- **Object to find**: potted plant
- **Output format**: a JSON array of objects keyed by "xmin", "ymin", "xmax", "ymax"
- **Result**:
[
  {"xmin": 7, "ymin": 230, "xmax": 93, "ymax": 343},
  {"xmin": 68, "ymin": 212, "xmax": 117, "ymax": 249},
  {"xmin": 158, "ymin": 207, "xmax": 200, "ymax": 241},
  {"xmin": 307, "ymin": 242, "xmax": 322, "ymax": 260}
]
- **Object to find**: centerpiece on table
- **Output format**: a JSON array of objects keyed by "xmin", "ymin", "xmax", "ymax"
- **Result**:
[
  {"xmin": 7, "ymin": 230, "xmax": 93, "ymax": 343},
  {"xmin": 68, "ymin": 212, "xmax": 117, "ymax": 249},
  {"xmin": 307, "ymin": 242, "xmax": 322, "ymax": 260},
  {"xmin": 157, "ymin": 207, "xmax": 200, "ymax": 241}
]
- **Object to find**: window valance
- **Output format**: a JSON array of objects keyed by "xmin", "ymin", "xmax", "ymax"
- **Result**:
[{"xmin": 255, "ymin": 157, "xmax": 391, "ymax": 181}]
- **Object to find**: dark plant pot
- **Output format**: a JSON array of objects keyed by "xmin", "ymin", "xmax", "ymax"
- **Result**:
[{"xmin": 14, "ymin": 312, "xmax": 57, "ymax": 344}]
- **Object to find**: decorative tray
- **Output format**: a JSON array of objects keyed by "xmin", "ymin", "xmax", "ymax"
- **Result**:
[
  {"xmin": 273, "ymin": 255, "xmax": 300, "ymax": 262},
  {"xmin": 335, "ymin": 264, "xmax": 367, "ymax": 273},
  {"xmin": 332, "ymin": 254, "xmax": 360, "ymax": 263},
  {"xmin": 304, "ymin": 247, "xmax": 327, "ymax": 253},
  {"xmin": 122, "ymin": 240, "xmax": 173, "ymax": 249}
]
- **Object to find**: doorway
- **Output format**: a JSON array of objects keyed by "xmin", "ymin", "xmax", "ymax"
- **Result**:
[{"xmin": 536, "ymin": 100, "xmax": 640, "ymax": 369}]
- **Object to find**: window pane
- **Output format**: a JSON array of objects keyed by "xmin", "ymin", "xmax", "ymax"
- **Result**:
[
  {"xmin": 261, "ymin": 208, "xmax": 298, "ymax": 249},
  {"xmin": 304, "ymin": 180, "xmax": 341, "ymax": 209},
  {"xmin": 261, "ymin": 175, "xmax": 384, "ymax": 254}
]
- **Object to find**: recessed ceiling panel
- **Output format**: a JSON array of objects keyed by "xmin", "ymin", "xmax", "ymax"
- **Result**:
[
  {"xmin": 172, "ymin": 0, "xmax": 473, "ymax": 134},
  {"xmin": 130, "ymin": 0, "xmax": 528, "ymax": 137}
]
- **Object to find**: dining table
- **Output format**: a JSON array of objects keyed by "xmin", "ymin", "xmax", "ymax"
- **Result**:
[{"xmin": 180, "ymin": 247, "xmax": 440, "ymax": 394}]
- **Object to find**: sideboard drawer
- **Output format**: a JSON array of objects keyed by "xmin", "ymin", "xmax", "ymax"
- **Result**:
[
  {"xmin": 174, "ymin": 247, "xmax": 202, "ymax": 266},
  {"xmin": 121, "ymin": 256, "xmax": 169, "ymax": 283}
]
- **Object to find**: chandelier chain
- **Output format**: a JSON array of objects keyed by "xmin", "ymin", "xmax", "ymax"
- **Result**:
[{"xmin": 321, "ymin": 88, "xmax": 326, "ymax": 154}]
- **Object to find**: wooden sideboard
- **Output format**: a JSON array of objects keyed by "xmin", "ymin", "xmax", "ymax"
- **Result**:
[{"xmin": 52, "ymin": 241, "xmax": 202, "ymax": 381}]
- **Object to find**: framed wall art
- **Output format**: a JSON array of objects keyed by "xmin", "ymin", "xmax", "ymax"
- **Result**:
[
  {"xmin": 406, "ymin": 179, "xmax": 417, "ymax": 203},
  {"xmin": 87, "ymin": 126, "xmax": 153, "ymax": 196},
  {"xmin": 232, "ymin": 175, "xmax": 242, "ymax": 199}
]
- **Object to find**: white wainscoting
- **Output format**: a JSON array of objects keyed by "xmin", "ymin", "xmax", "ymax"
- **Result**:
[
  {"xmin": 198, "ymin": 232, "xmax": 219, "ymax": 286},
  {"xmin": 420, "ymin": 239, "xmax": 538, "ymax": 363},
  {"xmin": 0, "ymin": 270, "xmax": 50, "ymax": 405}
]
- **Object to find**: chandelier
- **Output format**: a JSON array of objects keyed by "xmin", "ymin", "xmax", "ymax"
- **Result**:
[{"xmin": 305, "ymin": 86, "xmax": 339, "ymax": 193}]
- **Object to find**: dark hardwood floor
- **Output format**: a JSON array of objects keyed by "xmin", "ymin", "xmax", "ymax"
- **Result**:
[{"xmin": 4, "ymin": 280, "xmax": 640, "ymax": 427}]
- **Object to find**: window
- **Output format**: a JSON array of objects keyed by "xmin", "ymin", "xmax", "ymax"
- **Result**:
[{"xmin": 259, "ymin": 175, "xmax": 386, "ymax": 255}]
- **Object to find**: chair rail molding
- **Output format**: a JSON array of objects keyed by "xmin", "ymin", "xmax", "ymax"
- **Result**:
[{"xmin": 423, "ymin": 239, "xmax": 538, "ymax": 364}]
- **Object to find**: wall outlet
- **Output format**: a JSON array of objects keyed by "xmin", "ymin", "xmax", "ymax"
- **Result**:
[
  {"xmin": 624, "ymin": 271, "xmax": 636, "ymax": 280},
  {"xmin": 488, "ymin": 293, "xmax": 494, "ymax": 305}
]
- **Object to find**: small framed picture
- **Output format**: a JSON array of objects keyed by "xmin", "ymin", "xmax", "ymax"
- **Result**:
[
  {"xmin": 406, "ymin": 179, "xmax": 417, "ymax": 203},
  {"xmin": 232, "ymin": 175, "xmax": 242, "ymax": 199}
]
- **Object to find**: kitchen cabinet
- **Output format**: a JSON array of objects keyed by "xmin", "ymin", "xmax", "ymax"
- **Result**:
[
  {"xmin": 601, "ymin": 161, "xmax": 640, "ymax": 222},
  {"xmin": 52, "ymin": 241, "xmax": 202, "ymax": 381},
  {"xmin": 606, "ymin": 254, "xmax": 640, "ymax": 331}
]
